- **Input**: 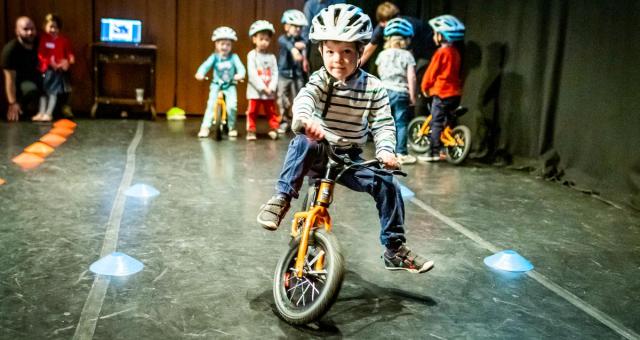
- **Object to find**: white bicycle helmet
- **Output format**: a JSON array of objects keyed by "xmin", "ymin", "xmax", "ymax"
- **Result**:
[
  {"xmin": 309, "ymin": 4, "xmax": 372, "ymax": 43},
  {"xmin": 428, "ymin": 15, "xmax": 465, "ymax": 41},
  {"xmin": 249, "ymin": 20, "xmax": 275, "ymax": 37},
  {"xmin": 211, "ymin": 26, "xmax": 238, "ymax": 42},
  {"xmin": 281, "ymin": 9, "xmax": 309, "ymax": 26}
]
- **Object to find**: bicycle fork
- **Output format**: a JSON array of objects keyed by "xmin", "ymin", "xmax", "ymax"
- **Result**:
[
  {"xmin": 291, "ymin": 180, "xmax": 334, "ymax": 278},
  {"xmin": 214, "ymin": 91, "xmax": 227, "ymax": 124}
]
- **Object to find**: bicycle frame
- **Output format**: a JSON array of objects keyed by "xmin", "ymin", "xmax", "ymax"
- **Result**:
[{"xmin": 417, "ymin": 115, "xmax": 459, "ymax": 147}]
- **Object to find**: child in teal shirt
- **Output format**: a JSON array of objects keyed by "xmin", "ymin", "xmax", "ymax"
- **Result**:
[{"xmin": 196, "ymin": 26, "xmax": 246, "ymax": 138}]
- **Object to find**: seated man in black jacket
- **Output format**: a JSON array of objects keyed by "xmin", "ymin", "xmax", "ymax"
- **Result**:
[{"xmin": 2, "ymin": 16, "xmax": 42, "ymax": 121}]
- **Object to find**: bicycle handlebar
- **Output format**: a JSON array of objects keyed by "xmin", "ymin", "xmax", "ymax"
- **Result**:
[
  {"xmin": 199, "ymin": 76, "xmax": 244, "ymax": 89},
  {"xmin": 320, "ymin": 139, "xmax": 407, "ymax": 178}
]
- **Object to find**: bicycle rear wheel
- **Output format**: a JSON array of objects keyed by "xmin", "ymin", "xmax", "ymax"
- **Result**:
[
  {"xmin": 407, "ymin": 116, "xmax": 431, "ymax": 154},
  {"xmin": 445, "ymin": 125, "xmax": 472, "ymax": 165},
  {"xmin": 273, "ymin": 228, "xmax": 344, "ymax": 325}
]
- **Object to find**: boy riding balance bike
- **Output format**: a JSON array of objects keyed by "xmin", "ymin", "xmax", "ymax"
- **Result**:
[{"xmin": 257, "ymin": 4, "xmax": 434, "ymax": 325}]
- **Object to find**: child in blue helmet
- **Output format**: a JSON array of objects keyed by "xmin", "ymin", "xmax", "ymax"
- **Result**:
[
  {"xmin": 276, "ymin": 9, "xmax": 309, "ymax": 133},
  {"xmin": 196, "ymin": 26, "xmax": 246, "ymax": 138},
  {"xmin": 419, "ymin": 15, "xmax": 465, "ymax": 161},
  {"xmin": 375, "ymin": 17, "xmax": 417, "ymax": 165},
  {"xmin": 257, "ymin": 4, "xmax": 433, "ymax": 274}
]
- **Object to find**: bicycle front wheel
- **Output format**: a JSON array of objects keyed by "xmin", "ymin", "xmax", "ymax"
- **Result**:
[
  {"xmin": 408, "ymin": 116, "xmax": 431, "ymax": 154},
  {"xmin": 212, "ymin": 103, "xmax": 223, "ymax": 141},
  {"xmin": 273, "ymin": 228, "xmax": 345, "ymax": 325}
]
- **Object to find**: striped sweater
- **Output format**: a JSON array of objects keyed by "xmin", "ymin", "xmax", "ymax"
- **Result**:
[{"xmin": 291, "ymin": 68, "xmax": 396, "ymax": 158}]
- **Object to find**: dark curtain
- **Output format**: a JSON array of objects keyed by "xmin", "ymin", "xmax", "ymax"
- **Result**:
[
  {"xmin": 552, "ymin": 1, "xmax": 640, "ymax": 210},
  {"xmin": 373, "ymin": 0, "xmax": 640, "ymax": 210}
]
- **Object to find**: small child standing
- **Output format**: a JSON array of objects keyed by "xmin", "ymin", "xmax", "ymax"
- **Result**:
[
  {"xmin": 420, "ymin": 15, "xmax": 465, "ymax": 161},
  {"xmin": 195, "ymin": 26, "xmax": 246, "ymax": 138},
  {"xmin": 375, "ymin": 17, "xmax": 417, "ymax": 165},
  {"xmin": 34, "ymin": 13, "xmax": 74, "ymax": 122},
  {"xmin": 246, "ymin": 20, "xmax": 279, "ymax": 141},
  {"xmin": 257, "ymin": 4, "xmax": 433, "ymax": 273},
  {"xmin": 276, "ymin": 9, "xmax": 309, "ymax": 133}
]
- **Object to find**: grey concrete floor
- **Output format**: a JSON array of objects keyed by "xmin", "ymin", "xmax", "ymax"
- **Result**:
[{"xmin": 0, "ymin": 118, "xmax": 638, "ymax": 339}]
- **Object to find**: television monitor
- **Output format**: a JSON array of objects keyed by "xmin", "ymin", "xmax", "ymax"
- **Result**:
[{"xmin": 100, "ymin": 18, "xmax": 142, "ymax": 44}]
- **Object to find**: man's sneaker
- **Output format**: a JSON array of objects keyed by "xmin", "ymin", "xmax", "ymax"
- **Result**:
[
  {"xmin": 268, "ymin": 130, "xmax": 278, "ymax": 140},
  {"xmin": 228, "ymin": 129, "xmax": 238, "ymax": 138},
  {"xmin": 397, "ymin": 154, "xmax": 417, "ymax": 165},
  {"xmin": 383, "ymin": 245, "xmax": 434, "ymax": 273},
  {"xmin": 257, "ymin": 196, "xmax": 291, "ymax": 230},
  {"xmin": 198, "ymin": 127, "xmax": 210, "ymax": 138},
  {"xmin": 246, "ymin": 131, "xmax": 257, "ymax": 141}
]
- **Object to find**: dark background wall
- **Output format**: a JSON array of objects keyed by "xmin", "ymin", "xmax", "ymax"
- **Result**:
[
  {"xmin": 417, "ymin": 0, "xmax": 640, "ymax": 211},
  {"xmin": 0, "ymin": 0, "xmax": 304, "ymax": 115},
  {"xmin": 1, "ymin": 0, "xmax": 639, "ymax": 210}
]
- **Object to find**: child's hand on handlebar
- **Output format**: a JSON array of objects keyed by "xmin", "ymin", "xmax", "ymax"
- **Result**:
[
  {"xmin": 233, "ymin": 74, "xmax": 244, "ymax": 82},
  {"xmin": 303, "ymin": 119, "xmax": 325, "ymax": 141},
  {"xmin": 378, "ymin": 152, "xmax": 400, "ymax": 170},
  {"xmin": 195, "ymin": 74, "xmax": 206, "ymax": 81}
]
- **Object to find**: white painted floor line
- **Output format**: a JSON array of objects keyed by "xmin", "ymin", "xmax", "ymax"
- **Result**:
[
  {"xmin": 409, "ymin": 196, "xmax": 640, "ymax": 340},
  {"xmin": 73, "ymin": 121, "xmax": 144, "ymax": 340}
]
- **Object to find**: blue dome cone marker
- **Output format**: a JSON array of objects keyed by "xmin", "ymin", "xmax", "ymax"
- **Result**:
[
  {"xmin": 399, "ymin": 183, "xmax": 415, "ymax": 199},
  {"xmin": 89, "ymin": 252, "xmax": 144, "ymax": 276},
  {"xmin": 484, "ymin": 250, "xmax": 534, "ymax": 272},
  {"xmin": 125, "ymin": 184, "xmax": 159, "ymax": 198}
]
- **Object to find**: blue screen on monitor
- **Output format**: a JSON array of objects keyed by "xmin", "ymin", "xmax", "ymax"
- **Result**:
[{"xmin": 100, "ymin": 18, "xmax": 142, "ymax": 43}]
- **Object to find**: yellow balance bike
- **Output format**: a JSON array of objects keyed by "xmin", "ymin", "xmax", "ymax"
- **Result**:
[
  {"xmin": 407, "ymin": 102, "xmax": 471, "ymax": 164},
  {"xmin": 272, "ymin": 139, "xmax": 407, "ymax": 325}
]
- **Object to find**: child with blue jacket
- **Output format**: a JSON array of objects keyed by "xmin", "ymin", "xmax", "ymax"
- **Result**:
[{"xmin": 196, "ymin": 26, "xmax": 246, "ymax": 138}]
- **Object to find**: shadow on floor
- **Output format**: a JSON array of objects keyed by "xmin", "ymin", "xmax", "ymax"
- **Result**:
[{"xmin": 249, "ymin": 270, "xmax": 437, "ymax": 339}]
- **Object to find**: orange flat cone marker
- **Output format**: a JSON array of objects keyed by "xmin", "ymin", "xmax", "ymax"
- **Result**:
[
  {"xmin": 40, "ymin": 133, "xmax": 67, "ymax": 147},
  {"xmin": 0, "ymin": 178, "xmax": 5, "ymax": 185},
  {"xmin": 24, "ymin": 142, "xmax": 55, "ymax": 158},
  {"xmin": 12, "ymin": 152, "xmax": 45, "ymax": 170},
  {"xmin": 50, "ymin": 127, "xmax": 74, "ymax": 138},
  {"xmin": 53, "ymin": 119, "xmax": 77, "ymax": 129}
]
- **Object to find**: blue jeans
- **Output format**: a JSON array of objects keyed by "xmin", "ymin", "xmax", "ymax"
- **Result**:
[
  {"xmin": 430, "ymin": 96, "xmax": 460, "ymax": 154},
  {"xmin": 201, "ymin": 84, "xmax": 238, "ymax": 130},
  {"xmin": 275, "ymin": 135, "xmax": 406, "ymax": 248},
  {"xmin": 388, "ymin": 90, "xmax": 411, "ymax": 155}
]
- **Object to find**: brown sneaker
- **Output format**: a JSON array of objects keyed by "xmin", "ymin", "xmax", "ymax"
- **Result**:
[{"xmin": 257, "ymin": 196, "xmax": 291, "ymax": 230}]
